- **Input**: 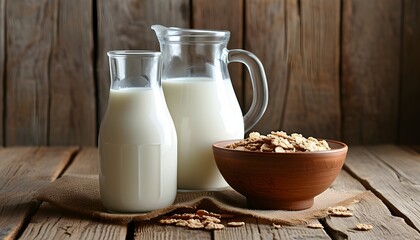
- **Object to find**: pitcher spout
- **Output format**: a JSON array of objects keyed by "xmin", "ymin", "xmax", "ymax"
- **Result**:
[{"xmin": 151, "ymin": 25, "xmax": 167, "ymax": 37}]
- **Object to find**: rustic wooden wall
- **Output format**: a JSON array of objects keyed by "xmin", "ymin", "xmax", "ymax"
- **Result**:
[{"xmin": 0, "ymin": 0, "xmax": 419, "ymax": 146}]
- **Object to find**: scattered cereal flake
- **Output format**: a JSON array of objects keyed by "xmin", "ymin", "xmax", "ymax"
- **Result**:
[
  {"xmin": 355, "ymin": 223, "xmax": 373, "ymax": 231},
  {"xmin": 176, "ymin": 220, "xmax": 189, "ymax": 227},
  {"xmin": 227, "ymin": 221, "xmax": 245, "ymax": 227},
  {"xmin": 328, "ymin": 206, "xmax": 348, "ymax": 212},
  {"xmin": 208, "ymin": 212, "xmax": 222, "ymax": 218},
  {"xmin": 272, "ymin": 223, "xmax": 282, "ymax": 229},
  {"xmin": 307, "ymin": 223, "xmax": 324, "ymax": 229},
  {"xmin": 161, "ymin": 210, "xmax": 233, "ymax": 230},
  {"xmin": 327, "ymin": 206, "xmax": 354, "ymax": 217},
  {"xmin": 159, "ymin": 218, "xmax": 179, "ymax": 225},
  {"xmin": 201, "ymin": 215, "xmax": 221, "ymax": 223},
  {"xmin": 172, "ymin": 213, "xmax": 197, "ymax": 220},
  {"xmin": 196, "ymin": 209, "xmax": 209, "ymax": 217},
  {"xmin": 205, "ymin": 222, "xmax": 225, "ymax": 230},
  {"xmin": 187, "ymin": 219, "xmax": 205, "ymax": 229}
]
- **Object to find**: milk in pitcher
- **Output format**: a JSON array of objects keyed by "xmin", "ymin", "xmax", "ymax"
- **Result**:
[
  {"xmin": 153, "ymin": 25, "xmax": 269, "ymax": 190},
  {"xmin": 162, "ymin": 77, "xmax": 243, "ymax": 189}
]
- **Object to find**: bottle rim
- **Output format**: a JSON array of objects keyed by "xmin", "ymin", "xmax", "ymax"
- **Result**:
[{"xmin": 107, "ymin": 50, "xmax": 161, "ymax": 58}]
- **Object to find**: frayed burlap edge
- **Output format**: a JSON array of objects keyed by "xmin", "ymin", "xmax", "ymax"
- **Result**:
[{"xmin": 33, "ymin": 175, "xmax": 368, "ymax": 225}]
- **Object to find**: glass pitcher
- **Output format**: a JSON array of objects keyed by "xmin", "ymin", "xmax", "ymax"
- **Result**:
[
  {"xmin": 98, "ymin": 51, "xmax": 177, "ymax": 212},
  {"xmin": 152, "ymin": 25, "xmax": 268, "ymax": 190}
]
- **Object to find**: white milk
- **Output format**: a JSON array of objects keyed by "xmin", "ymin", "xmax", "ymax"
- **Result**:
[
  {"xmin": 162, "ymin": 77, "xmax": 244, "ymax": 189},
  {"xmin": 99, "ymin": 88, "xmax": 177, "ymax": 212}
]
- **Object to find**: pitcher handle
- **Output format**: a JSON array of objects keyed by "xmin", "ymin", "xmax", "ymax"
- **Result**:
[{"xmin": 226, "ymin": 49, "xmax": 269, "ymax": 132}]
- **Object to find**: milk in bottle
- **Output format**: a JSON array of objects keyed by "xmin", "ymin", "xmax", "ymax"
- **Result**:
[{"xmin": 98, "ymin": 51, "xmax": 177, "ymax": 213}]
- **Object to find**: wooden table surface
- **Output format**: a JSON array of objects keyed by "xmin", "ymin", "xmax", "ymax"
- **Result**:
[{"xmin": 1, "ymin": 145, "xmax": 420, "ymax": 240}]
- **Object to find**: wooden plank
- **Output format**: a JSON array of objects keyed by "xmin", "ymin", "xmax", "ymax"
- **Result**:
[
  {"xmin": 49, "ymin": 0, "xmax": 96, "ymax": 146},
  {"xmin": 5, "ymin": 0, "xmax": 55, "ymax": 145},
  {"xmin": 64, "ymin": 147, "xmax": 99, "ymax": 176},
  {"xmin": 257, "ymin": 219, "xmax": 331, "ymax": 240},
  {"xmin": 96, "ymin": 0, "xmax": 190, "ymax": 125},
  {"xmin": 20, "ymin": 148, "xmax": 127, "ymax": 240},
  {"xmin": 244, "ymin": 0, "xmax": 287, "ymax": 134},
  {"xmin": 192, "ymin": 0, "xmax": 244, "ymax": 109},
  {"xmin": 324, "ymin": 170, "xmax": 420, "ymax": 239},
  {"xmin": 341, "ymin": 0, "xmax": 402, "ymax": 144},
  {"xmin": 134, "ymin": 218, "xmax": 212, "ymax": 240},
  {"xmin": 316, "ymin": 156, "xmax": 420, "ymax": 238},
  {"xmin": 214, "ymin": 216, "xmax": 261, "ymax": 240},
  {"xmin": 343, "ymin": 145, "xmax": 420, "ymax": 232},
  {"xmin": 0, "ymin": 147, "xmax": 77, "ymax": 240},
  {"xmin": 247, "ymin": 0, "xmax": 341, "ymax": 139},
  {"xmin": 0, "ymin": 0, "xmax": 4, "ymax": 146},
  {"xmin": 408, "ymin": 145, "xmax": 420, "ymax": 155},
  {"xmin": 218, "ymin": 216, "xmax": 330, "ymax": 240},
  {"xmin": 18, "ymin": 203, "xmax": 126, "ymax": 240},
  {"xmin": 399, "ymin": 0, "xmax": 420, "ymax": 144},
  {"xmin": 282, "ymin": 0, "xmax": 341, "ymax": 139}
]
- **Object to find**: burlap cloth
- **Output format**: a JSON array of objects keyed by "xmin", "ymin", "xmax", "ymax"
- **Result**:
[{"xmin": 34, "ymin": 175, "xmax": 368, "ymax": 225}]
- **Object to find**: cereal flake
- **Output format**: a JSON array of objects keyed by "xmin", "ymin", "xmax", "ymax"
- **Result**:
[
  {"xmin": 355, "ymin": 223, "xmax": 373, "ymax": 231},
  {"xmin": 227, "ymin": 221, "xmax": 245, "ymax": 227}
]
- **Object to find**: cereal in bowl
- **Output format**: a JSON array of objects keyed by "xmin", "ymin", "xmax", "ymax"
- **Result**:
[{"xmin": 226, "ymin": 131, "xmax": 331, "ymax": 152}]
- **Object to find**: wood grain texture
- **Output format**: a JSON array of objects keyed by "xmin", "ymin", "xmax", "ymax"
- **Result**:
[
  {"xmin": 133, "ymin": 207, "xmax": 330, "ymax": 239},
  {"xmin": 244, "ymin": 0, "xmax": 287, "ymax": 134},
  {"xmin": 282, "ymin": 0, "xmax": 341, "ymax": 139},
  {"xmin": 214, "ymin": 216, "xmax": 261, "ymax": 240},
  {"xmin": 216, "ymin": 215, "xmax": 327, "ymax": 240},
  {"xmin": 19, "ymin": 203, "xmax": 127, "ymax": 240},
  {"xmin": 96, "ymin": 0, "xmax": 190, "ymax": 124},
  {"xmin": 0, "ymin": 0, "xmax": 4, "ymax": 146},
  {"xmin": 344, "ymin": 145, "xmax": 420, "ymax": 232},
  {"xmin": 134, "ymin": 219, "xmax": 211, "ymax": 240},
  {"xmin": 192, "ymin": 0, "xmax": 244, "ymax": 109},
  {"xmin": 325, "ymin": 170, "xmax": 420, "ymax": 239},
  {"xmin": 64, "ymin": 147, "xmax": 99, "ymax": 176},
  {"xmin": 326, "ymin": 194, "xmax": 420, "ymax": 239},
  {"xmin": 341, "ymin": 0, "xmax": 402, "ymax": 145},
  {"xmin": 255, "ymin": 218, "xmax": 330, "ymax": 240},
  {"xmin": 49, "ymin": 0, "xmax": 96, "ymax": 146},
  {"xmin": 399, "ymin": 0, "xmax": 420, "ymax": 144},
  {"xmin": 5, "ymin": 0, "xmax": 55, "ymax": 145},
  {"xmin": 247, "ymin": 0, "xmax": 341, "ymax": 139},
  {"xmin": 20, "ymin": 148, "xmax": 127, "ymax": 240},
  {"xmin": 0, "ymin": 147, "xmax": 77, "ymax": 240}
]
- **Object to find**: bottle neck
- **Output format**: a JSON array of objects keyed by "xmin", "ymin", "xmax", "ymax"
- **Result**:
[{"xmin": 108, "ymin": 51, "xmax": 162, "ymax": 90}]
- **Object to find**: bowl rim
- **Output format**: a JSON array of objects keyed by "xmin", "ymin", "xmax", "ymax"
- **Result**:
[{"xmin": 212, "ymin": 139, "xmax": 348, "ymax": 155}]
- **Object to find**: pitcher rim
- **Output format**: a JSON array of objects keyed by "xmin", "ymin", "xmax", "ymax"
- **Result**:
[{"xmin": 152, "ymin": 25, "xmax": 230, "ymax": 43}]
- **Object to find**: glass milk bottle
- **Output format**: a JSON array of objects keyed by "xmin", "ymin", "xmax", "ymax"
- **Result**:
[
  {"xmin": 152, "ymin": 25, "xmax": 268, "ymax": 190},
  {"xmin": 98, "ymin": 51, "xmax": 177, "ymax": 212}
]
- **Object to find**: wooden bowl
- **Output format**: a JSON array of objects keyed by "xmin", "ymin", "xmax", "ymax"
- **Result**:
[{"xmin": 212, "ymin": 139, "xmax": 348, "ymax": 210}]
